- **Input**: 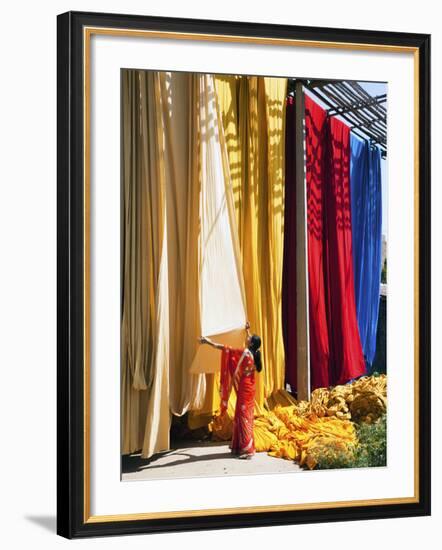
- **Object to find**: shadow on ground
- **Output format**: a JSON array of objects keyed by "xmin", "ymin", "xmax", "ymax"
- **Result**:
[{"xmin": 122, "ymin": 440, "xmax": 230, "ymax": 474}]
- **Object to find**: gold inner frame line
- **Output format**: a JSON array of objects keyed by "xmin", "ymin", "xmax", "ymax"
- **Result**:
[{"xmin": 82, "ymin": 26, "xmax": 420, "ymax": 524}]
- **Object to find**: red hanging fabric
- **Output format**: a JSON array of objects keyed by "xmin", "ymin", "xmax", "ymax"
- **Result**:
[
  {"xmin": 304, "ymin": 95, "xmax": 332, "ymax": 389},
  {"xmin": 283, "ymin": 94, "xmax": 364, "ymax": 392},
  {"xmin": 324, "ymin": 116, "xmax": 366, "ymax": 384},
  {"xmin": 282, "ymin": 95, "xmax": 298, "ymax": 390}
]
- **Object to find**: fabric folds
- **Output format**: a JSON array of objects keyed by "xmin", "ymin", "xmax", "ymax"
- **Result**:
[
  {"xmin": 216, "ymin": 75, "xmax": 288, "ymax": 405},
  {"xmin": 160, "ymin": 72, "xmax": 205, "ymax": 416},
  {"xmin": 121, "ymin": 70, "xmax": 170, "ymax": 456},
  {"xmin": 122, "ymin": 71, "xmax": 253, "ymax": 457},
  {"xmin": 289, "ymin": 94, "xmax": 366, "ymax": 391},
  {"xmin": 282, "ymin": 95, "xmax": 298, "ymax": 390},
  {"xmin": 304, "ymin": 95, "xmax": 332, "ymax": 390},
  {"xmin": 324, "ymin": 115, "xmax": 366, "ymax": 384},
  {"xmin": 122, "ymin": 75, "xmax": 373, "ymax": 462},
  {"xmin": 350, "ymin": 135, "xmax": 383, "ymax": 367}
]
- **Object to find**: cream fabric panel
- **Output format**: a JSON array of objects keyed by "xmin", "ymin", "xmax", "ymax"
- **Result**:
[
  {"xmin": 190, "ymin": 75, "xmax": 247, "ymax": 383},
  {"xmin": 160, "ymin": 72, "xmax": 206, "ymax": 415},
  {"xmin": 141, "ymin": 233, "xmax": 171, "ymax": 457},
  {"xmin": 195, "ymin": 73, "xmax": 247, "ymax": 350}
]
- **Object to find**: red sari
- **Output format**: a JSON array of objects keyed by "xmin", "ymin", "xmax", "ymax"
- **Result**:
[{"xmin": 220, "ymin": 346, "xmax": 256, "ymax": 456}]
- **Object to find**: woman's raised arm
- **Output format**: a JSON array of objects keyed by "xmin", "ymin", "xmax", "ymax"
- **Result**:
[{"xmin": 198, "ymin": 336, "xmax": 225, "ymax": 350}]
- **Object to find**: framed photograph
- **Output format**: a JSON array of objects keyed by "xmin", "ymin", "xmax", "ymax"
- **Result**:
[{"xmin": 57, "ymin": 10, "xmax": 431, "ymax": 538}]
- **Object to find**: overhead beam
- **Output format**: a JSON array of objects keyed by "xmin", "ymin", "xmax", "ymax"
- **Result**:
[{"xmin": 327, "ymin": 94, "xmax": 387, "ymax": 117}]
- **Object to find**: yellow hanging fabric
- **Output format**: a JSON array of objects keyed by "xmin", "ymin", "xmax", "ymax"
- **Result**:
[{"xmin": 215, "ymin": 75, "xmax": 288, "ymax": 406}]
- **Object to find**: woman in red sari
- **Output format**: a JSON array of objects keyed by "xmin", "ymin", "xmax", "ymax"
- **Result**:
[{"xmin": 199, "ymin": 322, "xmax": 262, "ymax": 459}]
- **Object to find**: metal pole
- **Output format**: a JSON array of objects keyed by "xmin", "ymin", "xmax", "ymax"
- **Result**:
[{"xmin": 295, "ymin": 81, "xmax": 311, "ymax": 401}]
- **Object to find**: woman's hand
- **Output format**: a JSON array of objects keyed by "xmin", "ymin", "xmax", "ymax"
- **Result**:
[
  {"xmin": 245, "ymin": 321, "xmax": 250, "ymax": 330},
  {"xmin": 198, "ymin": 336, "xmax": 208, "ymax": 345}
]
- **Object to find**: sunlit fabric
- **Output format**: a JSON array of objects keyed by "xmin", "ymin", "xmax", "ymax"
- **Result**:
[
  {"xmin": 212, "ymin": 374, "xmax": 385, "ymax": 469},
  {"xmin": 350, "ymin": 135, "xmax": 383, "ymax": 368},
  {"xmin": 304, "ymin": 95, "xmax": 331, "ymax": 390},
  {"xmin": 121, "ymin": 70, "xmax": 171, "ymax": 457},
  {"xmin": 123, "ymin": 72, "xmax": 242, "ymax": 458},
  {"xmin": 188, "ymin": 75, "xmax": 248, "ymax": 428},
  {"xmin": 215, "ymin": 75, "xmax": 288, "ymax": 406},
  {"xmin": 159, "ymin": 72, "xmax": 206, "ymax": 417},
  {"xmin": 325, "ymin": 115, "xmax": 366, "ymax": 384},
  {"xmin": 302, "ymin": 95, "xmax": 365, "ymax": 389},
  {"xmin": 199, "ymin": 76, "xmax": 246, "ymax": 337}
]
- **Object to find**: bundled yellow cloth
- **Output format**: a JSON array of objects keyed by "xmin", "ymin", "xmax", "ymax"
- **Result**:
[
  {"xmin": 210, "ymin": 375, "xmax": 387, "ymax": 469},
  {"xmin": 306, "ymin": 374, "xmax": 387, "ymax": 422}
]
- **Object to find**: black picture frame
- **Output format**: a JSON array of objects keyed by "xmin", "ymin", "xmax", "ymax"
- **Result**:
[{"xmin": 57, "ymin": 10, "xmax": 431, "ymax": 539}]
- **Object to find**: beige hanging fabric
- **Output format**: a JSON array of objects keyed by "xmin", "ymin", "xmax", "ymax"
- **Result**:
[
  {"xmin": 121, "ymin": 70, "xmax": 170, "ymax": 456},
  {"xmin": 159, "ymin": 72, "xmax": 206, "ymax": 416}
]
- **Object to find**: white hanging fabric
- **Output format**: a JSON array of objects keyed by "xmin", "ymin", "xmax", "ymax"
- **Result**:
[{"xmin": 191, "ymin": 75, "xmax": 248, "ymax": 375}]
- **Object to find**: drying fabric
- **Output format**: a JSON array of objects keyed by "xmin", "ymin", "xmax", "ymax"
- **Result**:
[
  {"xmin": 300, "ymin": 373, "xmax": 387, "ymax": 422},
  {"xmin": 301, "ymin": 95, "xmax": 365, "ymax": 389},
  {"xmin": 212, "ymin": 374, "xmax": 385, "ymax": 469},
  {"xmin": 188, "ymin": 74, "xmax": 249, "ymax": 432},
  {"xmin": 159, "ymin": 72, "xmax": 207, "ymax": 417},
  {"xmin": 304, "ymin": 95, "xmax": 331, "ymax": 390},
  {"xmin": 325, "ymin": 116, "xmax": 366, "ymax": 384},
  {"xmin": 264, "ymin": 407, "xmax": 357, "ymax": 469},
  {"xmin": 121, "ymin": 70, "xmax": 170, "ymax": 456},
  {"xmin": 123, "ymin": 71, "xmax": 238, "ymax": 458},
  {"xmin": 282, "ymin": 95, "xmax": 298, "ymax": 390},
  {"xmin": 350, "ymin": 135, "xmax": 383, "ymax": 367},
  {"xmin": 215, "ymin": 75, "xmax": 288, "ymax": 406}
]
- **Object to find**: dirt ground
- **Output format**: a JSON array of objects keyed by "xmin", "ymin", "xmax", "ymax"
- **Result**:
[{"xmin": 121, "ymin": 439, "xmax": 302, "ymax": 481}]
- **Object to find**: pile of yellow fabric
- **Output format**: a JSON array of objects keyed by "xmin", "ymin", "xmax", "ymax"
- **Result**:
[
  {"xmin": 254, "ymin": 407, "xmax": 357, "ymax": 469},
  {"xmin": 306, "ymin": 374, "xmax": 387, "ymax": 422},
  {"xmin": 210, "ymin": 375, "xmax": 387, "ymax": 469}
]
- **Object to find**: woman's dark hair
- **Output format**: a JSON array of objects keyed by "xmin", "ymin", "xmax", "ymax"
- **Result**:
[{"xmin": 248, "ymin": 334, "xmax": 262, "ymax": 372}]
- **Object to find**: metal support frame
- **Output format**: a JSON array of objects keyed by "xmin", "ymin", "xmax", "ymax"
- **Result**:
[
  {"xmin": 302, "ymin": 79, "xmax": 388, "ymax": 158},
  {"xmin": 295, "ymin": 81, "xmax": 311, "ymax": 401}
]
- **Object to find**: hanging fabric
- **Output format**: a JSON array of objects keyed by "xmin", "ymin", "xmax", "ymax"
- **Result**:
[
  {"xmin": 215, "ymin": 75, "xmax": 288, "ymax": 406},
  {"xmin": 304, "ymin": 95, "xmax": 332, "ymax": 390},
  {"xmin": 324, "ymin": 115, "xmax": 366, "ymax": 384},
  {"xmin": 190, "ymin": 73, "xmax": 247, "ymax": 379},
  {"xmin": 121, "ymin": 70, "xmax": 170, "ymax": 456},
  {"xmin": 159, "ymin": 71, "xmax": 206, "ymax": 417},
  {"xmin": 299, "ymin": 94, "xmax": 365, "ymax": 389},
  {"xmin": 282, "ymin": 95, "xmax": 298, "ymax": 390},
  {"xmin": 350, "ymin": 135, "xmax": 383, "ymax": 368}
]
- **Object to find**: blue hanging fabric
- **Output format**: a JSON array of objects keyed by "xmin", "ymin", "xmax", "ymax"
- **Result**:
[{"xmin": 350, "ymin": 134, "xmax": 383, "ymax": 369}]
